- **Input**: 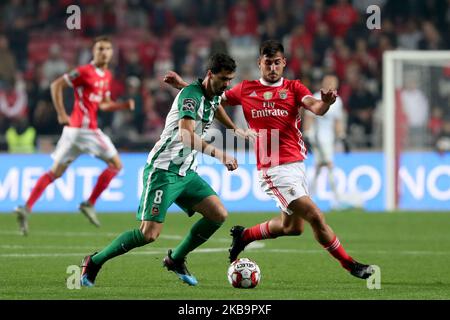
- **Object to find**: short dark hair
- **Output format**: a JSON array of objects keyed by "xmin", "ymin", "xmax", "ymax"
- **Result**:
[
  {"xmin": 207, "ymin": 53, "xmax": 236, "ymax": 74},
  {"xmin": 322, "ymin": 73, "xmax": 338, "ymax": 79},
  {"xmin": 259, "ymin": 40, "xmax": 284, "ymax": 57},
  {"xmin": 92, "ymin": 35, "xmax": 112, "ymax": 47}
]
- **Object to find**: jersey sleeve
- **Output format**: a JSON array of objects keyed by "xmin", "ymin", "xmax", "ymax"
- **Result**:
[
  {"xmin": 222, "ymin": 82, "xmax": 243, "ymax": 106},
  {"xmin": 294, "ymin": 80, "xmax": 313, "ymax": 107},
  {"xmin": 63, "ymin": 66, "xmax": 85, "ymax": 88},
  {"xmin": 178, "ymin": 87, "xmax": 200, "ymax": 120}
]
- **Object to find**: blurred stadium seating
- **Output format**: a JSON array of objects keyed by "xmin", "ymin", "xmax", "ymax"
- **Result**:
[{"xmin": 0, "ymin": 0, "xmax": 449, "ymax": 153}]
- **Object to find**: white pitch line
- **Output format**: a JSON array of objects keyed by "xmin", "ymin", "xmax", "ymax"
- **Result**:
[
  {"xmin": 0, "ymin": 246, "xmax": 263, "ymax": 258},
  {"xmin": 0, "ymin": 242, "xmax": 265, "ymax": 258},
  {"xmin": 254, "ymin": 248, "xmax": 450, "ymax": 255},
  {"xmin": 0, "ymin": 230, "xmax": 119, "ymax": 237},
  {"xmin": 0, "ymin": 244, "xmax": 102, "ymax": 250},
  {"xmin": 0, "ymin": 242, "xmax": 265, "ymax": 251},
  {"xmin": 0, "ymin": 230, "xmax": 230, "ymax": 243}
]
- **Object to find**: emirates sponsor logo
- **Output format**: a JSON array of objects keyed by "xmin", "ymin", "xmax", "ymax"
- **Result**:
[
  {"xmin": 251, "ymin": 108, "xmax": 289, "ymax": 118},
  {"xmin": 88, "ymin": 92, "xmax": 103, "ymax": 102}
]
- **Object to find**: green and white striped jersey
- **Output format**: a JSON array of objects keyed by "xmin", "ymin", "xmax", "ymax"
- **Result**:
[{"xmin": 146, "ymin": 79, "xmax": 221, "ymax": 176}]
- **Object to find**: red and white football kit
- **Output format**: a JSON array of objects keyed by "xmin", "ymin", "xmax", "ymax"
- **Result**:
[
  {"xmin": 53, "ymin": 63, "xmax": 118, "ymax": 164},
  {"xmin": 223, "ymin": 77, "xmax": 314, "ymax": 213}
]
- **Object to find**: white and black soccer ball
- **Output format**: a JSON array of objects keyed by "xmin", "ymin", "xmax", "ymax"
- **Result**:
[{"xmin": 227, "ymin": 258, "xmax": 261, "ymax": 289}]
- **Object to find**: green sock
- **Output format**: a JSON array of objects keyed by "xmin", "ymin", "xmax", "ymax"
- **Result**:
[
  {"xmin": 171, "ymin": 218, "xmax": 223, "ymax": 261},
  {"xmin": 92, "ymin": 229, "xmax": 147, "ymax": 266}
]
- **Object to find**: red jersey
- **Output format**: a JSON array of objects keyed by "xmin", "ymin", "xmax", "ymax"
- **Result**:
[
  {"xmin": 223, "ymin": 78, "xmax": 313, "ymax": 169},
  {"xmin": 63, "ymin": 63, "xmax": 112, "ymax": 129}
]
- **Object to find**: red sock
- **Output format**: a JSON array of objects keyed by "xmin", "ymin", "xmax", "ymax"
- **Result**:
[
  {"xmin": 87, "ymin": 167, "xmax": 119, "ymax": 205},
  {"xmin": 323, "ymin": 235, "xmax": 354, "ymax": 271},
  {"xmin": 242, "ymin": 222, "xmax": 275, "ymax": 243},
  {"xmin": 26, "ymin": 171, "xmax": 56, "ymax": 210}
]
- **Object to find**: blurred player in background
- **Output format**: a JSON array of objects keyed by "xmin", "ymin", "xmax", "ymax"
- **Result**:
[
  {"xmin": 303, "ymin": 74, "xmax": 349, "ymax": 208},
  {"xmin": 80, "ymin": 53, "xmax": 252, "ymax": 287},
  {"xmin": 14, "ymin": 36, "xmax": 135, "ymax": 235},
  {"xmin": 167, "ymin": 40, "xmax": 374, "ymax": 279}
]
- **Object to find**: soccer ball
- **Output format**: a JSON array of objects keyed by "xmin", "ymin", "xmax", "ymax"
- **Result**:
[{"xmin": 227, "ymin": 258, "xmax": 261, "ymax": 288}]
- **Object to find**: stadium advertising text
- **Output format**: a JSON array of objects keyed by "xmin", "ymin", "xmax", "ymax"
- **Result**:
[{"xmin": 0, "ymin": 152, "xmax": 449, "ymax": 212}]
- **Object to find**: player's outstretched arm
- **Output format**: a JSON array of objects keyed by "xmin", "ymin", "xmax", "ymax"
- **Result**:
[
  {"xmin": 50, "ymin": 76, "xmax": 70, "ymax": 125},
  {"xmin": 179, "ymin": 117, "xmax": 238, "ymax": 171},
  {"xmin": 99, "ymin": 97, "xmax": 135, "ymax": 112},
  {"xmin": 164, "ymin": 71, "xmax": 189, "ymax": 90},
  {"xmin": 215, "ymin": 104, "xmax": 257, "ymax": 142},
  {"xmin": 303, "ymin": 89, "xmax": 337, "ymax": 116}
]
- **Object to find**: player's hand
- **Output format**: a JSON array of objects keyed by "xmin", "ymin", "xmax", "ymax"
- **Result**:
[
  {"xmin": 234, "ymin": 128, "xmax": 258, "ymax": 142},
  {"xmin": 217, "ymin": 151, "xmax": 238, "ymax": 171},
  {"xmin": 128, "ymin": 99, "xmax": 135, "ymax": 111},
  {"xmin": 321, "ymin": 89, "xmax": 338, "ymax": 105},
  {"xmin": 57, "ymin": 114, "xmax": 70, "ymax": 126},
  {"xmin": 163, "ymin": 71, "xmax": 185, "ymax": 89}
]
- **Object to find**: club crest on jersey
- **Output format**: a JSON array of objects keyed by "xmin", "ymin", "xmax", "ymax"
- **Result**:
[
  {"xmin": 278, "ymin": 89, "xmax": 288, "ymax": 99},
  {"xmin": 68, "ymin": 69, "xmax": 80, "ymax": 80},
  {"xmin": 182, "ymin": 98, "xmax": 196, "ymax": 113},
  {"xmin": 263, "ymin": 92, "xmax": 273, "ymax": 100}
]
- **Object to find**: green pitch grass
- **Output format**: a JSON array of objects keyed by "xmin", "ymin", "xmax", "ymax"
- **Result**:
[{"xmin": 1, "ymin": 211, "xmax": 449, "ymax": 300}]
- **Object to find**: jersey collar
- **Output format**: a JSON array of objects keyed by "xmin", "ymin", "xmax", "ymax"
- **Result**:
[
  {"xmin": 90, "ymin": 61, "xmax": 106, "ymax": 77},
  {"xmin": 259, "ymin": 77, "xmax": 284, "ymax": 87}
]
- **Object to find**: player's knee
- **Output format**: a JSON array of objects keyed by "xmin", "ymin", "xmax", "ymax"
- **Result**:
[
  {"xmin": 52, "ymin": 170, "xmax": 63, "ymax": 179},
  {"xmin": 308, "ymin": 209, "xmax": 326, "ymax": 229},
  {"xmin": 209, "ymin": 206, "xmax": 228, "ymax": 223},
  {"xmin": 215, "ymin": 208, "xmax": 228, "ymax": 223},
  {"xmin": 283, "ymin": 225, "xmax": 303, "ymax": 236},
  {"xmin": 141, "ymin": 229, "xmax": 160, "ymax": 243},
  {"xmin": 111, "ymin": 162, "xmax": 122, "ymax": 171}
]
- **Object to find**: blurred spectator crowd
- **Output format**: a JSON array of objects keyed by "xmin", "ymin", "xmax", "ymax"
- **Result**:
[{"xmin": 0, "ymin": 0, "xmax": 449, "ymax": 153}]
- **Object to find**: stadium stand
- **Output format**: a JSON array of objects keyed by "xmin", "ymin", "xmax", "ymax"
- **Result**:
[{"xmin": 0, "ymin": 0, "xmax": 449, "ymax": 152}]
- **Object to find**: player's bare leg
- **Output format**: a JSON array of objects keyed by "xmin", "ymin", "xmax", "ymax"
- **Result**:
[
  {"xmin": 288, "ymin": 196, "xmax": 334, "ymax": 243},
  {"xmin": 14, "ymin": 162, "xmax": 68, "ymax": 236},
  {"xmin": 230, "ymin": 195, "xmax": 374, "ymax": 279},
  {"xmin": 229, "ymin": 211, "xmax": 304, "ymax": 262},
  {"xmin": 80, "ymin": 154, "xmax": 122, "ymax": 227},
  {"xmin": 164, "ymin": 195, "xmax": 227, "ymax": 286},
  {"xmin": 311, "ymin": 164, "xmax": 322, "ymax": 196},
  {"xmin": 140, "ymin": 220, "xmax": 164, "ymax": 242},
  {"xmin": 288, "ymin": 196, "xmax": 374, "ymax": 279},
  {"xmin": 324, "ymin": 162, "xmax": 342, "ymax": 207},
  {"xmin": 312, "ymin": 162, "xmax": 342, "ymax": 209}
]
